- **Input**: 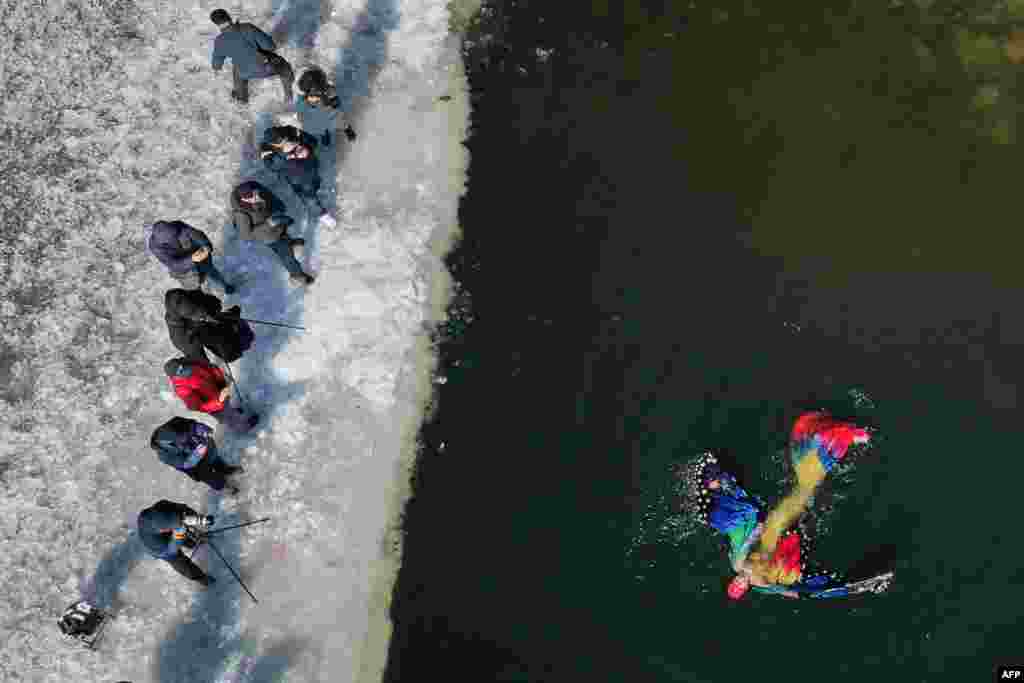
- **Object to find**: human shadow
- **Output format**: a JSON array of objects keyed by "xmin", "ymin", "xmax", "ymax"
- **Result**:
[
  {"xmin": 247, "ymin": 636, "xmax": 314, "ymax": 682},
  {"xmin": 152, "ymin": 10, "xmax": 324, "ymax": 682},
  {"xmin": 269, "ymin": 0, "xmax": 334, "ymax": 60},
  {"xmin": 80, "ymin": 533, "xmax": 147, "ymax": 612},
  {"xmin": 291, "ymin": 0, "xmax": 400, "ymax": 275},
  {"xmin": 152, "ymin": 501, "xmax": 244, "ymax": 682}
]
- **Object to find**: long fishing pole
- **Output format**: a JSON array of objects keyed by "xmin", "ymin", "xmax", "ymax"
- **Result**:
[
  {"xmin": 240, "ymin": 317, "xmax": 305, "ymax": 331},
  {"xmin": 221, "ymin": 361, "xmax": 249, "ymax": 411},
  {"xmin": 206, "ymin": 517, "xmax": 271, "ymax": 536},
  {"xmin": 205, "ymin": 537, "xmax": 259, "ymax": 604}
]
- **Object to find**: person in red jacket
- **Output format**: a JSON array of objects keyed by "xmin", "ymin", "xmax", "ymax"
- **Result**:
[{"xmin": 164, "ymin": 357, "xmax": 259, "ymax": 432}]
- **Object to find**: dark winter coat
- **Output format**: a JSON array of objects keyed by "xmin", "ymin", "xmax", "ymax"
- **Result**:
[
  {"xmin": 164, "ymin": 289, "xmax": 222, "ymax": 360},
  {"xmin": 297, "ymin": 68, "xmax": 340, "ymax": 109},
  {"xmin": 137, "ymin": 500, "xmax": 197, "ymax": 559},
  {"xmin": 211, "ymin": 22, "xmax": 276, "ymax": 80},
  {"xmin": 148, "ymin": 221, "xmax": 212, "ymax": 275},
  {"xmin": 260, "ymin": 126, "xmax": 321, "ymax": 197},
  {"xmin": 230, "ymin": 181, "xmax": 293, "ymax": 243},
  {"xmin": 150, "ymin": 417, "xmax": 215, "ymax": 474},
  {"xmin": 196, "ymin": 308, "xmax": 254, "ymax": 364}
]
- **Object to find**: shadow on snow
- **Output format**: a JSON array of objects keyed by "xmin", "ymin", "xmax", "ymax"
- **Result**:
[{"xmin": 149, "ymin": 0, "xmax": 400, "ymax": 679}]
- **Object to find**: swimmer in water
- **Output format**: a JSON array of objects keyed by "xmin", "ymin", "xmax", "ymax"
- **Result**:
[{"xmin": 688, "ymin": 412, "xmax": 891, "ymax": 600}]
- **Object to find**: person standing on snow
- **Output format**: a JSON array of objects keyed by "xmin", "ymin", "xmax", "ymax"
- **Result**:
[
  {"xmin": 137, "ymin": 500, "xmax": 217, "ymax": 586},
  {"xmin": 230, "ymin": 180, "xmax": 315, "ymax": 286},
  {"xmin": 164, "ymin": 357, "xmax": 259, "ymax": 432},
  {"xmin": 209, "ymin": 8, "xmax": 294, "ymax": 105},
  {"xmin": 150, "ymin": 416, "xmax": 243, "ymax": 495},
  {"xmin": 163, "ymin": 288, "xmax": 225, "ymax": 362},
  {"xmin": 148, "ymin": 220, "xmax": 235, "ymax": 294},
  {"xmin": 258, "ymin": 125, "xmax": 336, "ymax": 226},
  {"xmin": 296, "ymin": 66, "xmax": 357, "ymax": 143}
]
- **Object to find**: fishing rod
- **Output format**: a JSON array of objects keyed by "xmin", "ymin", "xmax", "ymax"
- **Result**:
[{"xmin": 206, "ymin": 517, "xmax": 271, "ymax": 536}]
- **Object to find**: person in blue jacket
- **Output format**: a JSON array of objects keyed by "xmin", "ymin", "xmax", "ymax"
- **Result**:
[
  {"xmin": 137, "ymin": 500, "xmax": 216, "ymax": 586},
  {"xmin": 259, "ymin": 125, "xmax": 334, "ymax": 222},
  {"xmin": 148, "ymin": 220, "xmax": 235, "ymax": 294},
  {"xmin": 296, "ymin": 66, "xmax": 358, "ymax": 143},
  {"xmin": 210, "ymin": 9, "xmax": 293, "ymax": 105},
  {"xmin": 150, "ymin": 417, "xmax": 243, "ymax": 494}
]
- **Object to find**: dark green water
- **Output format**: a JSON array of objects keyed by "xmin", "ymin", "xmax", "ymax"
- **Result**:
[{"xmin": 386, "ymin": 2, "xmax": 1024, "ymax": 681}]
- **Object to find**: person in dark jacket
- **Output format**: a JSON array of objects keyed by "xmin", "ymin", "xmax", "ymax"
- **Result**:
[
  {"xmin": 164, "ymin": 289, "xmax": 224, "ymax": 362},
  {"xmin": 148, "ymin": 220, "xmax": 235, "ymax": 294},
  {"xmin": 296, "ymin": 67, "xmax": 357, "ymax": 143},
  {"xmin": 297, "ymin": 67, "xmax": 340, "ymax": 110},
  {"xmin": 231, "ymin": 181, "xmax": 314, "ymax": 285},
  {"xmin": 137, "ymin": 500, "xmax": 216, "ymax": 585},
  {"xmin": 150, "ymin": 417, "xmax": 243, "ymax": 494},
  {"xmin": 210, "ymin": 8, "xmax": 293, "ymax": 104},
  {"xmin": 259, "ymin": 125, "xmax": 320, "ymax": 195},
  {"xmin": 258, "ymin": 125, "xmax": 335, "ymax": 226},
  {"xmin": 164, "ymin": 357, "xmax": 259, "ymax": 432}
]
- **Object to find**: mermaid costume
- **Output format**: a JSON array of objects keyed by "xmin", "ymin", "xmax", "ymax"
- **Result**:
[{"xmin": 691, "ymin": 412, "xmax": 889, "ymax": 599}]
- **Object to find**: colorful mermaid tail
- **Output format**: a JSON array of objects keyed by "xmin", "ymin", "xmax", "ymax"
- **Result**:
[
  {"xmin": 790, "ymin": 411, "xmax": 871, "ymax": 473},
  {"xmin": 767, "ymin": 532, "xmax": 802, "ymax": 585},
  {"xmin": 758, "ymin": 412, "xmax": 871, "ymax": 554}
]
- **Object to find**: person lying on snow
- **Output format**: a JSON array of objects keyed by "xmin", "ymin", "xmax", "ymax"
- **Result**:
[
  {"xmin": 258, "ymin": 125, "xmax": 337, "ymax": 226},
  {"xmin": 137, "ymin": 499, "xmax": 217, "ymax": 586},
  {"xmin": 150, "ymin": 416, "xmax": 243, "ymax": 495},
  {"xmin": 148, "ymin": 220, "xmax": 235, "ymax": 294},
  {"xmin": 164, "ymin": 357, "xmax": 259, "ymax": 433},
  {"xmin": 231, "ymin": 180, "xmax": 314, "ymax": 286}
]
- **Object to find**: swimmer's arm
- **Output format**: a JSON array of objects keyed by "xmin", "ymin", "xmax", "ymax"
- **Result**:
[
  {"xmin": 750, "ymin": 583, "xmax": 800, "ymax": 599},
  {"xmin": 729, "ymin": 522, "xmax": 764, "ymax": 572}
]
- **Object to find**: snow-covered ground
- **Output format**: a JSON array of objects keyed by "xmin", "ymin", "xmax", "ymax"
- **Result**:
[{"xmin": 0, "ymin": 1, "xmax": 468, "ymax": 681}]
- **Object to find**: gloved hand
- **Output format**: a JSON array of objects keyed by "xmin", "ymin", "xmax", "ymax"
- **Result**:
[
  {"xmin": 343, "ymin": 125, "xmax": 356, "ymax": 141},
  {"xmin": 172, "ymin": 526, "xmax": 189, "ymax": 542},
  {"xmin": 258, "ymin": 143, "xmax": 277, "ymax": 160},
  {"xmin": 183, "ymin": 514, "xmax": 214, "ymax": 532}
]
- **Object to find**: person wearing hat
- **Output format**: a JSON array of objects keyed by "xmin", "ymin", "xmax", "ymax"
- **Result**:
[{"xmin": 137, "ymin": 499, "xmax": 217, "ymax": 586}]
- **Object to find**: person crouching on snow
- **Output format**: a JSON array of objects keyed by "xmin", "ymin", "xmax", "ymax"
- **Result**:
[
  {"xmin": 258, "ymin": 125, "xmax": 336, "ymax": 226},
  {"xmin": 148, "ymin": 220, "xmax": 235, "ymax": 294},
  {"xmin": 231, "ymin": 180, "xmax": 315, "ymax": 286},
  {"xmin": 150, "ymin": 416, "xmax": 243, "ymax": 495},
  {"xmin": 164, "ymin": 357, "xmax": 259, "ymax": 432},
  {"xmin": 137, "ymin": 500, "xmax": 216, "ymax": 586}
]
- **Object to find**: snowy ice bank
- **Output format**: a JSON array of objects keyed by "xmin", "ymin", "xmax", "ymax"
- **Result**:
[{"xmin": 0, "ymin": 0, "xmax": 469, "ymax": 681}]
